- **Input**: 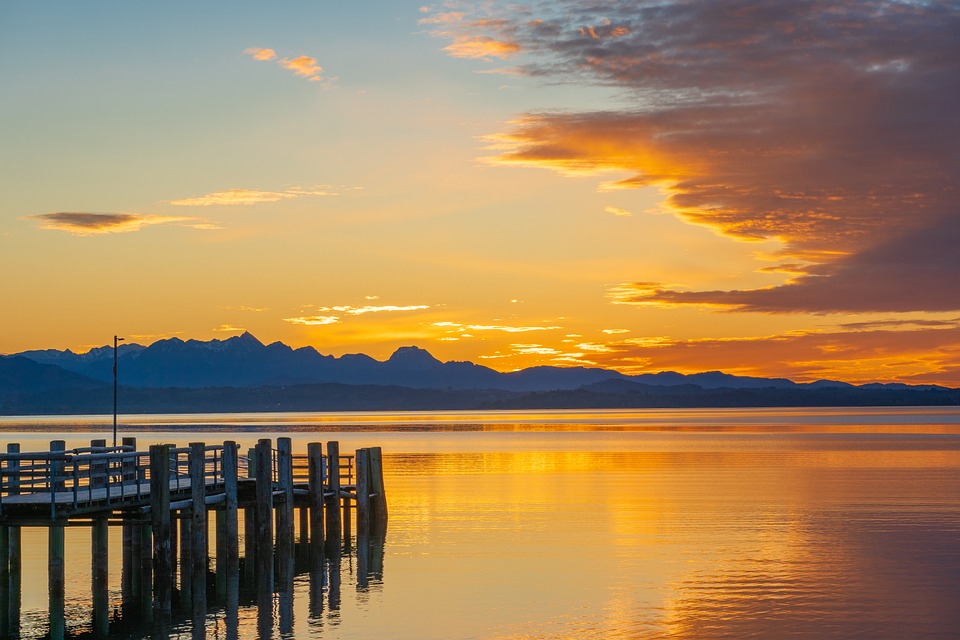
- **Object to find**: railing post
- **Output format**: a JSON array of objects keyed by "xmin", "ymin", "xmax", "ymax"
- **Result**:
[
  {"xmin": 90, "ymin": 438, "xmax": 107, "ymax": 490},
  {"xmin": 50, "ymin": 440, "xmax": 65, "ymax": 519},
  {"xmin": 121, "ymin": 437, "xmax": 137, "ymax": 500}
]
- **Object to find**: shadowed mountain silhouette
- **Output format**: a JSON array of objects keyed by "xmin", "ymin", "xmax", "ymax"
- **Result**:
[{"xmin": 10, "ymin": 332, "xmax": 953, "ymax": 395}]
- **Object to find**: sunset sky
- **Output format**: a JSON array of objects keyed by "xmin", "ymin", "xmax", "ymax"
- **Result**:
[{"xmin": 2, "ymin": 1, "xmax": 959, "ymax": 385}]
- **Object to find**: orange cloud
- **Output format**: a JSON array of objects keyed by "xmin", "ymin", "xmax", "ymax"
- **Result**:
[
  {"xmin": 245, "ymin": 47, "xmax": 327, "ymax": 83},
  {"xmin": 26, "ymin": 212, "xmax": 204, "ymax": 235},
  {"xmin": 279, "ymin": 55, "xmax": 323, "ymax": 81},
  {"xmin": 442, "ymin": 1, "xmax": 960, "ymax": 314},
  {"xmin": 244, "ymin": 47, "xmax": 277, "ymax": 61},
  {"xmin": 581, "ymin": 321, "xmax": 960, "ymax": 386},
  {"xmin": 421, "ymin": 11, "xmax": 521, "ymax": 60}
]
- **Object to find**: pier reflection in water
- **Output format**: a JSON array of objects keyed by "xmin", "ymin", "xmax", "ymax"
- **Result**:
[{"xmin": 98, "ymin": 526, "xmax": 385, "ymax": 640}]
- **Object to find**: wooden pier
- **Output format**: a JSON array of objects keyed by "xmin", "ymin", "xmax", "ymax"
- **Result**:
[{"xmin": 0, "ymin": 437, "xmax": 387, "ymax": 639}]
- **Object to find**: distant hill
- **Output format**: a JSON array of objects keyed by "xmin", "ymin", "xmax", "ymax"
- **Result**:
[
  {"xmin": 3, "ymin": 333, "xmax": 957, "ymax": 414},
  {"xmin": 0, "ymin": 355, "xmax": 107, "ymax": 393}
]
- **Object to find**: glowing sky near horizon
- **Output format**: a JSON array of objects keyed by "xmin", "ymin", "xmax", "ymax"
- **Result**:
[{"xmin": 2, "ymin": 1, "xmax": 959, "ymax": 385}]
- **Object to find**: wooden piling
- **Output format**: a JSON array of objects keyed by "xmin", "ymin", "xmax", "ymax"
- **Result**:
[
  {"xmin": 48, "ymin": 523, "xmax": 65, "ymax": 639},
  {"xmin": 92, "ymin": 516, "xmax": 109, "ymax": 636},
  {"xmin": 355, "ymin": 448, "xmax": 371, "ymax": 538},
  {"xmin": 189, "ymin": 443, "xmax": 207, "ymax": 581},
  {"xmin": 243, "ymin": 447, "xmax": 256, "ymax": 585},
  {"xmin": 325, "ymin": 441, "xmax": 341, "ymax": 554},
  {"xmin": 179, "ymin": 514, "xmax": 192, "ymax": 604},
  {"xmin": 120, "ymin": 438, "xmax": 136, "ymax": 605},
  {"xmin": 223, "ymin": 441, "xmax": 239, "ymax": 570},
  {"xmin": 138, "ymin": 524, "xmax": 152, "ymax": 618},
  {"xmin": 149, "ymin": 444, "xmax": 173, "ymax": 613},
  {"xmin": 307, "ymin": 442, "xmax": 325, "ymax": 553},
  {"xmin": 254, "ymin": 439, "xmax": 273, "ymax": 587},
  {"xmin": 0, "ymin": 524, "xmax": 9, "ymax": 635},
  {"xmin": 276, "ymin": 437, "xmax": 294, "ymax": 549},
  {"xmin": 369, "ymin": 446, "xmax": 388, "ymax": 533},
  {"xmin": 6, "ymin": 443, "xmax": 21, "ymax": 633}
]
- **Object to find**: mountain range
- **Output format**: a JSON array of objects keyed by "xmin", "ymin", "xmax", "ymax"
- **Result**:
[{"xmin": 2, "ymin": 332, "xmax": 957, "ymax": 414}]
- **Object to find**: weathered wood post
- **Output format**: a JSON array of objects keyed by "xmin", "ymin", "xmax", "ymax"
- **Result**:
[
  {"xmin": 92, "ymin": 515, "xmax": 109, "ymax": 637},
  {"xmin": 120, "ymin": 437, "xmax": 136, "ymax": 605},
  {"xmin": 90, "ymin": 438, "xmax": 107, "ymax": 491},
  {"xmin": 0, "ymin": 521, "xmax": 9, "ymax": 636},
  {"xmin": 224, "ymin": 441, "xmax": 239, "ymax": 571},
  {"xmin": 49, "ymin": 440, "xmax": 66, "ymax": 640},
  {"xmin": 149, "ymin": 444, "xmax": 173, "ymax": 614},
  {"xmin": 48, "ymin": 523, "xmax": 65, "ymax": 640},
  {"xmin": 138, "ymin": 521, "xmax": 153, "ymax": 619},
  {"xmin": 50, "ymin": 439, "xmax": 66, "ymax": 493},
  {"xmin": 189, "ymin": 443, "xmax": 207, "ymax": 581},
  {"xmin": 243, "ymin": 447, "xmax": 256, "ymax": 584},
  {"xmin": 276, "ymin": 438, "xmax": 294, "ymax": 544},
  {"xmin": 341, "ymin": 454, "xmax": 352, "ymax": 548},
  {"xmin": 325, "ymin": 441, "xmax": 341, "ymax": 555},
  {"xmin": 369, "ymin": 446, "xmax": 388, "ymax": 534},
  {"xmin": 6, "ymin": 442, "xmax": 21, "ymax": 633},
  {"xmin": 179, "ymin": 511, "xmax": 192, "ymax": 605},
  {"xmin": 307, "ymin": 442, "xmax": 325, "ymax": 556},
  {"xmin": 355, "ymin": 448, "xmax": 371, "ymax": 538},
  {"xmin": 254, "ymin": 439, "xmax": 273, "ymax": 589},
  {"xmin": 276, "ymin": 439, "xmax": 295, "ymax": 633}
]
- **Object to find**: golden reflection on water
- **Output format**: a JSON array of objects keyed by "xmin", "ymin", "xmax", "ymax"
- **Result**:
[
  {"xmin": 384, "ymin": 442, "xmax": 960, "ymax": 640},
  {"xmin": 4, "ymin": 409, "xmax": 960, "ymax": 639}
]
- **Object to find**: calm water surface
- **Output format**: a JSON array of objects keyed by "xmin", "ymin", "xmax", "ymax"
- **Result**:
[{"xmin": 2, "ymin": 408, "xmax": 960, "ymax": 639}]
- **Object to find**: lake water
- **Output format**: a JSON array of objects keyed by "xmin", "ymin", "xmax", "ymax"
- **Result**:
[{"xmin": 2, "ymin": 408, "xmax": 960, "ymax": 639}]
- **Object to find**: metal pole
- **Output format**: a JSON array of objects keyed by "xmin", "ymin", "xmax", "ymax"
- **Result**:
[{"xmin": 113, "ymin": 335, "xmax": 124, "ymax": 447}]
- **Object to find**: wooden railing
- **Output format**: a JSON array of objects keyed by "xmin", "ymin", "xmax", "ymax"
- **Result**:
[{"xmin": 0, "ymin": 444, "xmax": 229, "ymax": 518}]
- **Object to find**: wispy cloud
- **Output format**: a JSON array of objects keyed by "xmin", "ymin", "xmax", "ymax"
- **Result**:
[
  {"xmin": 284, "ymin": 315, "xmax": 340, "ymax": 326},
  {"xmin": 433, "ymin": 322, "xmax": 561, "ymax": 333},
  {"xmin": 213, "ymin": 324, "xmax": 246, "ymax": 333},
  {"xmin": 604, "ymin": 206, "xmax": 633, "ymax": 217},
  {"xmin": 317, "ymin": 304, "xmax": 430, "ymax": 316},
  {"xmin": 26, "ymin": 212, "xmax": 208, "ymax": 235},
  {"xmin": 170, "ymin": 186, "xmax": 334, "ymax": 207},
  {"xmin": 286, "ymin": 303, "xmax": 431, "ymax": 328},
  {"xmin": 245, "ymin": 47, "xmax": 328, "ymax": 83},
  {"xmin": 437, "ymin": 1, "xmax": 960, "ymax": 314}
]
